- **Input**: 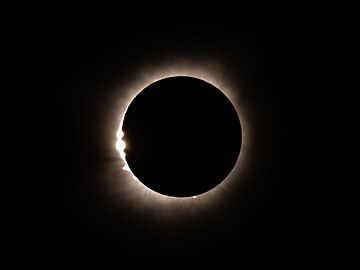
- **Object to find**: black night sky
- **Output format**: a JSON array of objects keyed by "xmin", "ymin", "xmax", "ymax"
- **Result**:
[{"xmin": 64, "ymin": 3, "xmax": 355, "ymax": 267}]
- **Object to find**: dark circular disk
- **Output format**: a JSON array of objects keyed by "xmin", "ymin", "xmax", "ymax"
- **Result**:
[{"xmin": 122, "ymin": 76, "xmax": 242, "ymax": 197}]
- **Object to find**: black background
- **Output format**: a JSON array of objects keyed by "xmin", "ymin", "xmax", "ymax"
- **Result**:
[{"xmin": 62, "ymin": 2, "xmax": 356, "ymax": 267}]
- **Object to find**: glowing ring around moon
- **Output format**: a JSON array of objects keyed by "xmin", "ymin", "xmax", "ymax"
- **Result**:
[{"xmin": 115, "ymin": 61, "xmax": 249, "ymax": 202}]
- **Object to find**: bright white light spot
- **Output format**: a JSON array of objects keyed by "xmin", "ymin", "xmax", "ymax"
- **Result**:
[
  {"xmin": 123, "ymin": 164, "xmax": 130, "ymax": 172},
  {"xmin": 116, "ymin": 116, "xmax": 131, "ymax": 171}
]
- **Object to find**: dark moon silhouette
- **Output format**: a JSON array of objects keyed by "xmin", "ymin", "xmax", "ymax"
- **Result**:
[{"xmin": 122, "ymin": 76, "xmax": 242, "ymax": 197}]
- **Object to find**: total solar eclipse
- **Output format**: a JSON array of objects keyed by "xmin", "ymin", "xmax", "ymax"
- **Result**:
[{"xmin": 120, "ymin": 76, "xmax": 242, "ymax": 197}]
